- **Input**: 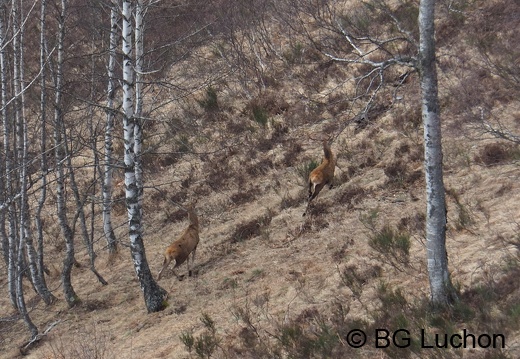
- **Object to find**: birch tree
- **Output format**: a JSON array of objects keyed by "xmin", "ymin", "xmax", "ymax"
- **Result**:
[
  {"xmin": 15, "ymin": 0, "xmax": 56, "ymax": 307},
  {"xmin": 53, "ymin": 0, "xmax": 79, "ymax": 307},
  {"xmin": 0, "ymin": 0, "xmax": 18, "ymax": 309},
  {"xmin": 278, "ymin": 0, "xmax": 457, "ymax": 307},
  {"xmin": 0, "ymin": 0, "xmax": 6, "ymax": 277},
  {"xmin": 75, "ymin": 11, "xmax": 109, "ymax": 285},
  {"xmin": 122, "ymin": 0, "xmax": 167, "ymax": 313},
  {"xmin": 64, "ymin": 130, "xmax": 108, "ymax": 285},
  {"xmin": 11, "ymin": 0, "xmax": 39, "ymax": 338},
  {"xmin": 35, "ymin": 0, "xmax": 57, "ymax": 305},
  {"xmin": 103, "ymin": 0, "xmax": 119, "ymax": 257},
  {"xmin": 418, "ymin": 0, "xmax": 457, "ymax": 307}
]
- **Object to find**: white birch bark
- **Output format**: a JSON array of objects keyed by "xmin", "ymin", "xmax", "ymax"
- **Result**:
[
  {"xmin": 16, "ymin": 80, "xmax": 39, "ymax": 338},
  {"xmin": 53, "ymin": 0, "xmax": 78, "ymax": 307},
  {"xmin": 0, "ymin": 0, "xmax": 17, "ymax": 310},
  {"xmin": 122, "ymin": 0, "xmax": 135, "ymax": 212},
  {"xmin": 122, "ymin": 0, "xmax": 166, "ymax": 312},
  {"xmin": 419, "ymin": 0, "xmax": 457, "ymax": 307},
  {"xmin": 103, "ymin": 1, "xmax": 119, "ymax": 256},
  {"xmin": 35, "ymin": 0, "xmax": 53, "ymax": 298},
  {"xmin": 12, "ymin": 0, "xmax": 38, "ymax": 337},
  {"xmin": 134, "ymin": 0, "xmax": 144, "ymax": 210},
  {"xmin": 0, "ymin": 0, "xmax": 6, "ymax": 284},
  {"xmin": 14, "ymin": 0, "xmax": 54, "ymax": 306}
]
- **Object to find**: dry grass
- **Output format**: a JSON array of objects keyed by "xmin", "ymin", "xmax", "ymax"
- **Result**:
[{"xmin": 2, "ymin": 1, "xmax": 520, "ymax": 358}]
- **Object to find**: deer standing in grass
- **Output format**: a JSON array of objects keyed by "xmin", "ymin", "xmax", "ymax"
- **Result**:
[
  {"xmin": 303, "ymin": 139, "xmax": 336, "ymax": 216},
  {"xmin": 157, "ymin": 203, "xmax": 199, "ymax": 280}
]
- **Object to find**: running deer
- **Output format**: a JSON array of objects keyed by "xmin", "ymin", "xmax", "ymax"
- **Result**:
[
  {"xmin": 303, "ymin": 139, "xmax": 336, "ymax": 216},
  {"xmin": 157, "ymin": 203, "xmax": 199, "ymax": 280}
]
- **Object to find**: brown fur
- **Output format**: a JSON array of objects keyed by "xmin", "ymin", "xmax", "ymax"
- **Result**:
[
  {"xmin": 157, "ymin": 203, "xmax": 200, "ymax": 280},
  {"xmin": 303, "ymin": 140, "xmax": 336, "ymax": 216}
]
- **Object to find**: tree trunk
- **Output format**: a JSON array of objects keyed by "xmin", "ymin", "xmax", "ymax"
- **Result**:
[
  {"xmin": 0, "ymin": 0, "xmax": 6, "ymax": 278},
  {"xmin": 122, "ymin": 0, "xmax": 167, "ymax": 313},
  {"xmin": 64, "ymin": 130, "xmax": 108, "ymax": 286},
  {"xmin": 16, "ymin": 231, "xmax": 38, "ymax": 340},
  {"xmin": 103, "ymin": 2, "xmax": 119, "ymax": 257},
  {"xmin": 54, "ymin": 0, "xmax": 79, "ymax": 307},
  {"xmin": 35, "ymin": 0, "xmax": 53, "ymax": 298},
  {"xmin": 12, "ymin": 0, "xmax": 39, "ymax": 339},
  {"xmin": 0, "ymin": 0, "xmax": 17, "ymax": 310},
  {"xmin": 14, "ymin": 0, "xmax": 55, "ymax": 306},
  {"xmin": 134, "ymin": 0, "xmax": 144, "ymax": 212},
  {"xmin": 80, "ymin": 35, "xmax": 109, "ymax": 286},
  {"xmin": 418, "ymin": 0, "xmax": 457, "ymax": 308},
  {"xmin": 16, "ymin": 127, "xmax": 40, "ymax": 336}
]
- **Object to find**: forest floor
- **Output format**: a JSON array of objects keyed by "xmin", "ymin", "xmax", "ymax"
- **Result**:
[
  {"xmin": 2, "ymin": 117, "xmax": 520, "ymax": 358},
  {"xmin": 1, "ymin": 0, "xmax": 520, "ymax": 358}
]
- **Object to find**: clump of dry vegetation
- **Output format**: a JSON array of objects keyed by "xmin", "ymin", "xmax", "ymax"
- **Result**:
[
  {"xmin": 231, "ymin": 212, "xmax": 273, "ymax": 243},
  {"xmin": 474, "ymin": 143, "xmax": 520, "ymax": 166}
]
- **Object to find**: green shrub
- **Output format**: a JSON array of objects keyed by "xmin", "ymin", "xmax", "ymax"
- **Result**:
[
  {"xmin": 296, "ymin": 159, "xmax": 319, "ymax": 184},
  {"xmin": 198, "ymin": 86, "xmax": 219, "ymax": 112},
  {"xmin": 251, "ymin": 104, "xmax": 269, "ymax": 127},
  {"xmin": 181, "ymin": 313, "xmax": 221, "ymax": 359},
  {"xmin": 368, "ymin": 225, "xmax": 410, "ymax": 270}
]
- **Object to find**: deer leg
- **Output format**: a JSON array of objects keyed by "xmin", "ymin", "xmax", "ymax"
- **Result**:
[
  {"xmin": 304, "ymin": 182, "xmax": 326, "ymax": 216},
  {"xmin": 189, "ymin": 248, "xmax": 197, "ymax": 277},
  {"xmin": 310, "ymin": 182, "xmax": 325, "ymax": 201},
  {"xmin": 157, "ymin": 257, "xmax": 172, "ymax": 281}
]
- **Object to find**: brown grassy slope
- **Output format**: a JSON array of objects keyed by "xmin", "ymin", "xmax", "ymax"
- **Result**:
[
  {"xmin": 3, "ymin": 121, "xmax": 519, "ymax": 359},
  {"xmin": 2, "ymin": 1, "xmax": 520, "ymax": 358}
]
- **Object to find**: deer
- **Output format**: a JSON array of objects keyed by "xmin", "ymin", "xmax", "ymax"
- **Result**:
[
  {"xmin": 303, "ymin": 138, "xmax": 336, "ymax": 216},
  {"xmin": 157, "ymin": 202, "xmax": 200, "ymax": 281}
]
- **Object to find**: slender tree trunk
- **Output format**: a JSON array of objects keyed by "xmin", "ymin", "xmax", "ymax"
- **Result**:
[
  {"xmin": 103, "ymin": 1, "xmax": 119, "ymax": 257},
  {"xmin": 0, "ymin": 139, "xmax": 5, "ymax": 269},
  {"xmin": 12, "ymin": 0, "xmax": 38, "ymax": 338},
  {"xmin": 134, "ymin": 0, "xmax": 144, "ymax": 210},
  {"xmin": 89, "ymin": 140, "xmax": 107, "ymax": 283},
  {"xmin": 0, "ymin": 0, "xmax": 17, "ymax": 309},
  {"xmin": 16, "ymin": 88, "xmax": 39, "ymax": 338},
  {"xmin": 419, "ymin": 0, "xmax": 457, "ymax": 308},
  {"xmin": 20, "ymin": 81, "xmax": 55, "ymax": 305},
  {"xmin": 54, "ymin": 0, "xmax": 78, "ymax": 307},
  {"xmin": 122, "ymin": 0, "xmax": 166, "ymax": 313},
  {"xmin": 0, "ymin": 28, "xmax": 5, "ymax": 269},
  {"xmin": 0, "ymin": 0, "xmax": 6, "ymax": 273},
  {"xmin": 12, "ymin": 0, "xmax": 24, "ymax": 306},
  {"xmin": 16, "ymin": 228, "xmax": 38, "ymax": 339},
  {"xmin": 35, "ymin": 0, "xmax": 52, "ymax": 295},
  {"xmin": 15, "ymin": 0, "xmax": 55, "ymax": 306},
  {"xmin": 62, "ymin": 66, "xmax": 107, "ymax": 284},
  {"xmin": 79, "ymin": 36, "xmax": 109, "ymax": 286},
  {"xmin": 64, "ymin": 131, "xmax": 107, "ymax": 285}
]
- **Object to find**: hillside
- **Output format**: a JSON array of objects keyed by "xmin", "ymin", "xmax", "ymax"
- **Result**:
[{"xmin": 1, "ymin": 0, "xmax": 520, "ymax": 358}]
